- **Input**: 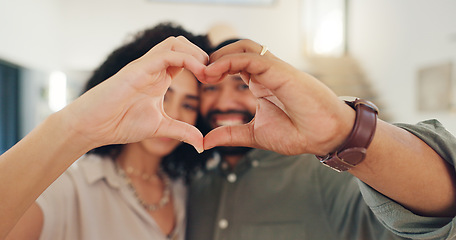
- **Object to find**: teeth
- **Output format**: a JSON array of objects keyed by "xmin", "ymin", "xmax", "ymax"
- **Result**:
[{"xmin": 216, "ymin": 119, "xmax": 244, "ymax": 126}]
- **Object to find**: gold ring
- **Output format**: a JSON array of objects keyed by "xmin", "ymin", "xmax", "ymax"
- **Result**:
[{"xmin": 260, "ymin": 45, "xmax": 269, "ymax": 56}]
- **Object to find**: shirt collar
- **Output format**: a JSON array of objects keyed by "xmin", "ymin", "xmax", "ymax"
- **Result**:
[{"xmin": 78, "ymin": 154, "xmax": 122, "ymax": 189}]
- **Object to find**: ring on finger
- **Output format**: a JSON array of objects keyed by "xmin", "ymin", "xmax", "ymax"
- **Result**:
[{"xmin": 260, "ymin": 45, "xmax": 269, "ymax": 56}]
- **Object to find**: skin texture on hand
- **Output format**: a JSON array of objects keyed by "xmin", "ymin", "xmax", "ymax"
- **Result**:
[
  {"xmin": 66, "ymin": 36, "xmax": 207, "ymax": 153},
  {"xmin": 201, "ymin": 39, "xmax": 354, "ymax": 155}
]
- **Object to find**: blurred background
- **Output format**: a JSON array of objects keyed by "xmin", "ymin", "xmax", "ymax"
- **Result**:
[{"xmin": 1, "ymin": 0, "xmax": 456, "ymax": 153}]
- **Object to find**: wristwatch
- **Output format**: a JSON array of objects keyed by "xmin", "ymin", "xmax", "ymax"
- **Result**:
[{"xmin": 316, "ymin": 97, "xmax": 379, "ymax": 172}]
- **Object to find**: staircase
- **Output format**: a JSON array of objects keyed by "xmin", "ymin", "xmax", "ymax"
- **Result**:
[{"xmin": 306, "ymin": 56, "xmax": 391, "ymax": 121}]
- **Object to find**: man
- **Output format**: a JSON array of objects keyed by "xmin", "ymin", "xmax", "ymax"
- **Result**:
[{"xmin": 186, "ymin": 39, "xmax": 456, "ymax": 239}]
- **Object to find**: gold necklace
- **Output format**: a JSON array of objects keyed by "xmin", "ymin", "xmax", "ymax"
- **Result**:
[
  {"xmin": 117, "ymin": 164, "xmax": 171, "ymax": 211},
  {"xmin": 124, "ymin": 165, "xmax": 159, "ymax": 181}
]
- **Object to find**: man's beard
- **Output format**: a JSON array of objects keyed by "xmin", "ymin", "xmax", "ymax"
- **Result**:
[
  {"xmin": 213, "ymin": 145, "xmax": 252, "ymax": 156},
  {"xmin": 201, "ymin": 109, "xmax": 255, "ymax": 156}
]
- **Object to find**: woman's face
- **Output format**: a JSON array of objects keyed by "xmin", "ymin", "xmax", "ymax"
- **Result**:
[{"xmin": 138, "ymin": 69, "xmax": 199, "ymax": 157}]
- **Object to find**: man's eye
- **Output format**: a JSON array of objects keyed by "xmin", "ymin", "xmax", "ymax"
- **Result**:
[{"xmin": 202, "ymin": 85, "xmax": 217, "ymax": 92}]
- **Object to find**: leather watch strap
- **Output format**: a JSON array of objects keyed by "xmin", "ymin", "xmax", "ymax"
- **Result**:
[{"xmin": 316, "ymin": 98, "xmax": 378, "ymax": 172}]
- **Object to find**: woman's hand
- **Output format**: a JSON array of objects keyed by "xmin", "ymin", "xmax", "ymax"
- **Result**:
[{"xmin": 63, "ymin": 36, "xmax": 208, "ymax": 153}]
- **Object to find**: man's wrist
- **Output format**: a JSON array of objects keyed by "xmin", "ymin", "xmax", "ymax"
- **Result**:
[
  {"xmin": 316, "ymin": 101, "xmax": 357, "ymax": 156},
  {"xmin": 316, "ymin": 98, "xmax": 379, "ymax": 172}
]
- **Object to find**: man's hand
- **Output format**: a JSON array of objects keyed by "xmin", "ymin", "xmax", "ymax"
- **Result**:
[{"xmin": 201, "ymin": 39, "xmax": 354, "ymax": 156}]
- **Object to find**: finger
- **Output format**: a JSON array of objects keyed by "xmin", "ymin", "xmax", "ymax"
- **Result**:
[
  {"xmin": 205, "ymin": 52, "xmax": 322, "ymax": 105},
  {"xmin": 203, "ymin": 124, "xmax": 255, "ymax": 150},
  {"xmin": 138, "ymin": 50, "xmax": 207, "ymax": 82},
  {"xmin": 155, "ymin": 117, "xmax": 204, "ymax": 153},
  {"xmin": 209, "ymin": 39, "xmax": 265, "ymax": 64},
  {"xmin": 175, "ymin": 36, "xmax": 210, "ymax": 64},
  {"xmin": 167, "ymin": 67, "xmax": 184, "ymax": 80},
  {"xmin": 204, "ymin": 53, "xmax": 285, "ymax": 91},
  {"xmin": 200, "ymin": 39, "xmax": 267, "ymax": 84},
  {"xmin": 161, "ymin": 51, "xmax": 207, "ymax": 81},
  {"xmin": 157, "ymin": 36, "xmax": 209, "ymax": 66},
  {"xmin": 248, "ymin": 78, "xmax": 273, "ymax": 99}
]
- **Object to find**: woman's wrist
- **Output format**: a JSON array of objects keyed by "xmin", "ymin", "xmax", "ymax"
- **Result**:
[{"xmin": 47, "ymin": 109, "xmax": 96, "ymax": 157}]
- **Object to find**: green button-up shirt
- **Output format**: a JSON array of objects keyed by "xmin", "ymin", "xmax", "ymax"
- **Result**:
[
  {"xmin": 187, "ymin": 120, "xmax": 456, "ymax": 240},
  {"xmin": 187, "ymin": 149, "xmax": 405, "ymax": 240}
]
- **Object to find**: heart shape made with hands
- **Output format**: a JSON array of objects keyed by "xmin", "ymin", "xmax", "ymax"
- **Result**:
[
  {"xmin": 126, "ymin": 37, "xmax": 345, "ymax": 156},
  {"xmin": 197, "ymin": 62, "xmax": 301, "ymax": 155},
  {"xmin": 71, "ymin": 37, "xmax": 333, "ymax": 157},
  {"xmin": 168, "ymin": 39, "xmax": 338, "ymax": 156}
]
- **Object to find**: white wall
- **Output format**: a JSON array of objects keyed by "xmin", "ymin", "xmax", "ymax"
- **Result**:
[
  {"xmin": 58, "ymin": 0, "xmax": 304, "ymax": 71},
  {"xmin": 0, "ymin": 0, "xmax": 62, "ymax": 70},
  {"xmin": 0, "ymin": 0, "xmax": 304, "ymax": 71},
  {"xmin": 1, "ymin": 0, "xmax": 305, "ymax": 133},
  {"xmin": 349, "ymin": 0, "xmax": 456, "ymax": 134},
  {"xmin": 0, "ymin": 0, "xmax": 305, "ymax": 71},
  {"xmin": 1, "ymin": 0, "xmax": 456, "ymax": 134}
]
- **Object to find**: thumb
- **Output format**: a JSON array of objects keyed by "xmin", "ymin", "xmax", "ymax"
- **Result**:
[
  {"xmin": 155, "ymin": 118, "xmax": 204, "ymax": 153},
  {"xmin": 203, "ymin": 124, "xmax": 255, "ymax": 150}
]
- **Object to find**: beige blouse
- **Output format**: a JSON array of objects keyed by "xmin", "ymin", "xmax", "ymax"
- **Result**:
[{"xmin": 36, "ymin": 154, "xmax": 187, "ymax": 240}]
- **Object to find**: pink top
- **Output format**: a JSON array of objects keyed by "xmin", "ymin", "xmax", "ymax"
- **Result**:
[{"xmin": 36, "ymin": 154, "xmax": 187, "ymax": 240}]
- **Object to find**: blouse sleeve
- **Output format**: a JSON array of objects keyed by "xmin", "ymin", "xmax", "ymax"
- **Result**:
[{"xmin": 35, "ymin": 172, "xmax": 76, "ymax": 240}]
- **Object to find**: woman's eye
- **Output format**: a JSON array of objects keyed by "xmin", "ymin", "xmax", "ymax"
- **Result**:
[
  {"xmin": 183, "ymin": 103, "xmax": 198, "ymax": 111},
  {"xmin": 238, "ymin": 84, "xmax": 249, "ymax": 91}
]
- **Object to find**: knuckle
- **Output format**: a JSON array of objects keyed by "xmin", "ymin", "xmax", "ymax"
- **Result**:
[
  {"xmin": 163, "ymin": 36, "xmax": 178, "ymax": 45},
  {"xmin": 175, "ymin": 35, "xmax": 186, "ymax": 40}
]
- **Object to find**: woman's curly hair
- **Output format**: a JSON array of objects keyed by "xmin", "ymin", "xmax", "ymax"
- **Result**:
[{"xmin": 83, "ymin": 22, "xmax": 211, "ymax": 181}]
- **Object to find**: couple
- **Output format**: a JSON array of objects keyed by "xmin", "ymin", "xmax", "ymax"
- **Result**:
[{"xmin": 5, "ymin": 22, "xmax": 456, "ymax": 240}]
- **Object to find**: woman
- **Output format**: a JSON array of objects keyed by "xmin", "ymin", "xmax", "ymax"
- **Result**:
[{"xmin": 6, "ymin": 22, "xmax": 210, "ymax": 240}]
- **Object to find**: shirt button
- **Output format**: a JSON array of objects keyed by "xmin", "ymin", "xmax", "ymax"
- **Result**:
[
  {"xmin": 221, "ymin": 162, "xmax": 229, "ymax": 170},
  {"xmin": 218, "ymin": 219, "xmax": 229, "ymax": 229},
  {"xmin": 227, "ymin": 173, "xmax": 237, "ymax": 183},
  {"xmin": 251, "ymin": 160, "xmax": 259, "ymax": 167}
]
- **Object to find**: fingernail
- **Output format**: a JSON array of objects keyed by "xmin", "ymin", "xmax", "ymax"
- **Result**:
[{"xmin": 195, "ymin": 146, "xmax": 204, "ymax": 154}]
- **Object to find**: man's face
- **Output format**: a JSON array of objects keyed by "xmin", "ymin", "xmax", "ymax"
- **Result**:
[{"xmin": 199, "ymin": 74, "xmax": 256, "ymax": 155}]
